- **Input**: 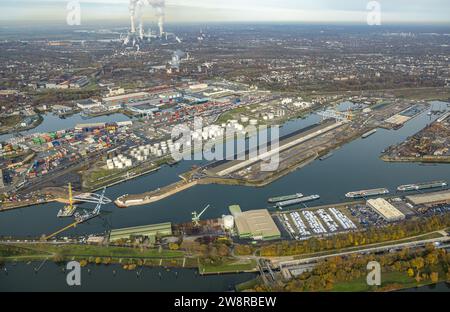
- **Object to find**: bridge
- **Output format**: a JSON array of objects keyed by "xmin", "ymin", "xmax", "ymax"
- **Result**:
[{"xmin": 73, "ymin": 192, "xmax": 112, "ymax": 205}]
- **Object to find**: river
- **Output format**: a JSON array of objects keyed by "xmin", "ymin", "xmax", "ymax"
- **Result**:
[
  {"xmin": 0, "ymin": 262, "xmax": 255, "ymax": 292},
  {"xmin": 1, "ymin": 102, "xmax": 449, "ymax": 238},
  {"xmin": 0, "ymin": 102, "xmax": 449, "ymax": 291}
]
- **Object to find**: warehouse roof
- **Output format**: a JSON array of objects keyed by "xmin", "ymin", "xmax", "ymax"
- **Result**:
[
  {"xmin": 109, "ymin": 222, "xmax": 172, "ymax": 241},
  {"xmin": 406, "ymin": 190, "xmax": 450, "ymax": 206},
  {"xmin": 235, "ymin": 209, "xmax": 280, "ymax": 240},
  {"xmin": 367, "ymin": 198, "xmax": 405, "ymax": 221},
  {"xmin": 103, "ymin": 92, "xmax": 150, "ymax": 102},
  {"xmin": 229, "ymin": 205, "xmax": 242, "ymax": 216}
]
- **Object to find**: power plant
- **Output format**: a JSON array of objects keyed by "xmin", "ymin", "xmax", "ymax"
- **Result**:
[{"xmin": 124, "ymin": 0, "xmax": 180, "ymax": 46}]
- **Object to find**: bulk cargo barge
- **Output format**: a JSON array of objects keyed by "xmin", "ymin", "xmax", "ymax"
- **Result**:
[
  {"xmin": 362, "ymin": 129, "xmax": 377, "ymax": 139},
  {"xmin": 345, "ymin": 188, "xmax": 389, "ymax": 199},
  {"xmin": 397, "ymin": 180, "xmax": 447, "ymax": 192},
  {"xmin": 275, "ymin": 195, "xmax": 320, "ymax": 209},
  {"xmin": 319, "ymin": 153, "xmax": 334, "ymax": 161},
  {"xmin": 268, "ymin": 193, "xmax": 303, "ymax": 203}
]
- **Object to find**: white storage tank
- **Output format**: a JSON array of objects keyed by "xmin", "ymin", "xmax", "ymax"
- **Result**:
[{"xmin": 222, "ymin": 215, "xmax": 235, "ymax": 230}]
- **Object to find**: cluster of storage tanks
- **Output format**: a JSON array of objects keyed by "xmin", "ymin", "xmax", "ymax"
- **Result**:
[
  {"xmin": 107, "ymin": 154, "xmax": 133, "ymax": 170},
  {"xmin": 129, "ymin": 140, "xmax": 180, "ymax": 160},
  {"xmin": 189, "ymin": 121, "xmax": 257, "ymax": 144},
  {"xmin": 191, "ymin": 125, "xmax": 225, "ymax": 142}
]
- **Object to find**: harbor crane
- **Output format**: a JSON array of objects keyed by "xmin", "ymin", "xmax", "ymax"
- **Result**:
[
  {"xmin": 74, "ymin": 187, "xmax": 107, "ymax": 223},
  {"xmin": 192, "ymin": 204, "xmax": 210, "ymax": 226},
  {"xmin": 58, "ymin": 184, "xmax": 112, "ymax": 217}
]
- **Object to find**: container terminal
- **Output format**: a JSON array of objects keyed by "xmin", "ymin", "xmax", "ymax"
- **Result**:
[
  {"xmin": 345, "ymin": 188, "xmax": 389, "ymax": 199},
  {"xmin": 397, "ymin": 180, "xmax": 447, "ymax": 192},
  {"xmin": 268, "ymin": 193, "xmax": 303, "ymax": 203}
]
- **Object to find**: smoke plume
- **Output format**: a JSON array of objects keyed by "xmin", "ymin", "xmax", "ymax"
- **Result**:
[{"xmin": 129, "ymin": 0, "xmax": 166, "ymax": 36}]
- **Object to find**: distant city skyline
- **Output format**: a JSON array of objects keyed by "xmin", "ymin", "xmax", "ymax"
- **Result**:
[{"xmin": 1, "ymin": 0, "xmax": 450, "ymax": 25}]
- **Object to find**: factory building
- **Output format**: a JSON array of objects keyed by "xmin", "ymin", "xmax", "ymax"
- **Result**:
[
  {"xmin": 406, "ymin": 190, "xmax": 450, "ymax": 207},
  {"xmin": 233, "ymin": 209, "xmax": 281, "ymax": 241},
  {"xmin": 126, "ymin": 99, "xmax": 161, "ymax": 115},
  {"xmin": 109, "ymin": 222, "xmax": 172, "ymax": 244},
  {"xmin": 76, "ymin": 99, "xmax": 102, "ymax": 110},
  {"xmin": 367, "ymin": 198, "xmax": 405, "ymax": 222},
  {"xmin": 102, "ymin": 92, "xmax": 150, "ymax": 108}
]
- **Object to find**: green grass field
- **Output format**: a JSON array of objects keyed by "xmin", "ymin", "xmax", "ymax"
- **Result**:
[
  {"xmin": 0, "ymin": 244, "xmax": 184, "ymax": 260},
  {"xmin": 331, "ymin": 270, "xmax": 448, "ymax": 292},
  {"xmin": 199, "ymin": 258, "xmax": 257, "ymax": 274}
]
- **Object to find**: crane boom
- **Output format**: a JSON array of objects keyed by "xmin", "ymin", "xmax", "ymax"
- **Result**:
[
  {"xmin": 68, "ymin": 183, "xmax": 73, "ymax": 207},
  {"xmin": 197, "ymin": 204, "xmax": 210, "ymax": 218},
  {"xmin": 93, "ymin": 187, "xmax": 106, "ymax": 215}
]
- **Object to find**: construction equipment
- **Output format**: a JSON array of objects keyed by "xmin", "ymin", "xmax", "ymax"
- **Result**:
[
  {"xmin": 43, "ymin": 220, "xmax": 81, "ymax": 241},
  {"xmin": 74, "ymin": 187, "xmax": 107, "ymax": 223},
  {"xmin": 57, "ymin": 183, "xmax": 77, "ymax": 217},
  {"xmin": 192, "ymin": 204, "xmax": 210, "ymax": 226}
]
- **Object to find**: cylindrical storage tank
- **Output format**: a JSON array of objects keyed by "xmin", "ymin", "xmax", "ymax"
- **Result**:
[
  {"xmin": 249, "ymin": 119, "xmax": 258, "ymax": 126},
  {"xmin": 240, "ymin": 116, "xmax": 249, "ymax": 123},
  {"xmin": 223, "ymin": 215, "xmax": 235, "ymax": 230}
]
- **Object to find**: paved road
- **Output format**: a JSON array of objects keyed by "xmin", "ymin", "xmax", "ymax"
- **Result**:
[{"xmin": 272, "ymin": 233, "xmax": 450, "ymax": 269}]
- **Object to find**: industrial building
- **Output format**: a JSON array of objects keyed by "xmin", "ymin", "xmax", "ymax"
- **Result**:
[
  {"xmin": 102, "ymin": 92, "xmax": 150, "ymax": 107},
  {"xmin": 229, "ymin": 204, "xmax": 243, "ymax": 217},
  {"xmin": 234, "ymin": 209, "xmax": 281, "ymax": 241},
  {"xmin": 367, "ymin": 198, "xmax": 405, "ymax": 222},
  {"xmin": 126, "ymin": 99, "xmax": 160, "ymax": 115},
  {"xmin": 76, "ymin": 99, "xmax": 102, "ymax": 110},
  {"xmin": 109, "ymin": 222, "xmax": 172, "ymax": 244},
  {"xmin": 406, "ymin": 190, "xmax": 450, "ymax": 207}
]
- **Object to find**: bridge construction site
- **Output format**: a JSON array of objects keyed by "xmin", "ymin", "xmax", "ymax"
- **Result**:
[{"xmin": 43, "ymin": 186, "xmax": 111, "ymax": 240}]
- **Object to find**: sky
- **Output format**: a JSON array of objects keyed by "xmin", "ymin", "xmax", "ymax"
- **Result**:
[{"xmin": 1, "ymin": 0, "xmax": 450, "ymax": 25}]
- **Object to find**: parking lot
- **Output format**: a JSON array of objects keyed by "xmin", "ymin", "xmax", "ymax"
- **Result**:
[{"xmin": 278, "ymin": 206, "xmax": 357, "ymax": 240}]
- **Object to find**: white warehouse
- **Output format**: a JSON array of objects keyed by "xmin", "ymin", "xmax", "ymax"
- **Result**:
[{"xmin": 366, "ymin": 198, "xmax": 405, "ymax": 222}]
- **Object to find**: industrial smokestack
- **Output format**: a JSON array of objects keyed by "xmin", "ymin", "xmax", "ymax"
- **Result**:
[
  {"xmin": 158, "ymin": 15, "xmax": 164, "ymax": 37},
  {"xmin": 129, "ymin": 0, "xmax": 166, "ymax": 39},
  {"xmin": 148, "ymin": 0, "xmax": 165, "ymax": 37},
  {"xmin": 129, "ymin": 0, "xmax": 139, "ymax": 34}
]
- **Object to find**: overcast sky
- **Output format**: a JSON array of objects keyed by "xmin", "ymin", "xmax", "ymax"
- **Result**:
[{"xmin": 2, "ymin": 0, "xmax": 450, "ymax": 24}]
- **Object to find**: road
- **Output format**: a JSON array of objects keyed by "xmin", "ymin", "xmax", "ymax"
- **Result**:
[{"xmin": 272, "ymin": 231, "xmax": 450, "ymax": 269}]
